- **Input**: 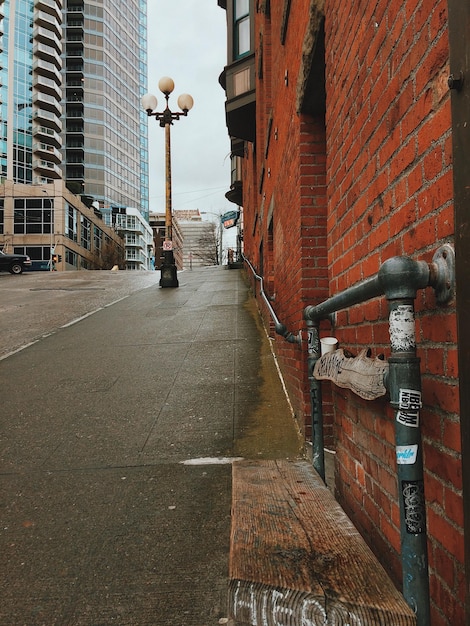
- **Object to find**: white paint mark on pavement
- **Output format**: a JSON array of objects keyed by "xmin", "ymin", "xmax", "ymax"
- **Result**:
[{"xmin": 180, "ymin": 457, "xmax": 244, "ymax": 466}]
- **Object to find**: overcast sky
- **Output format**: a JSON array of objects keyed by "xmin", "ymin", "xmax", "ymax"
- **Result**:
[{"xmin": 146, "ymin": 2, "xmax": 233, "ymax": 226}]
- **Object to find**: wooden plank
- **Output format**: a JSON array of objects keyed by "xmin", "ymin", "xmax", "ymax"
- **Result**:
[{"xmin": 229, "ymin": 459, "xmax": 416, "ymax": 625}]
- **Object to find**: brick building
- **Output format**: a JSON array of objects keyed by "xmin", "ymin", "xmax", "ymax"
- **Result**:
[{"xmin": 218, "ymin": 1, "xmax": 469, "ymax": 624}]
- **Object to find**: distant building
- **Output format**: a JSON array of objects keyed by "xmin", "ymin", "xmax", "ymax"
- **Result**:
[
  {"xmin": 148, "ymin": 212, "xmax": 183, "ymax": 270},
  {"xmin": 114, "ymin": 208, "xmax": 153, "ymax": 270},
  {"xmin": 0, "ymin": 180, "xmax": 124, "ymax": 270},
  {"xmin": 174, "ymin": 210, "xmax": 218, "ymax": 269},
  {"xmin": 0, "ymin": 0, "xmax": 149, "ymax": 269}
]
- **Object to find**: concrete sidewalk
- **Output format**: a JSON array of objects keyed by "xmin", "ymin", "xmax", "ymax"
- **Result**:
[{"xmin": 0, "ymin": 266, "xmax": 303, "ymax": 626}]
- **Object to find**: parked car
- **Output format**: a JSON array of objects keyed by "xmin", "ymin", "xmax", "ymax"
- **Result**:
[{"xmin": 0, "ymin": 250, "xmax": 32, "ymax": 274}]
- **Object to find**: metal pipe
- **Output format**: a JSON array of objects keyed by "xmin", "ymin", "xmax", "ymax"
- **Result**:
[
  {"xmin": 380, "ymin": 260, "xmax": 430, "ymax": 626},
  {"xmin": 304, "ymin": 256, "xmax": 430, "ymax": 323},
  {"xmin": 305, "ymin": 274, "xmax": 382, "ymax": 323},
  {"xmin": 244, "ymin": 249, "xmax": 454, "ymax": 622},
  {"xmin": 243, "ymin": 255, "xmax": 301, "ymax": 344},
  {"xmin": 302, "ymin": 250, "xmax": 454, "ymax": 624},
  {"xmin": 306, "ymin": 319, "xmax": 325, "ymax": 481}
]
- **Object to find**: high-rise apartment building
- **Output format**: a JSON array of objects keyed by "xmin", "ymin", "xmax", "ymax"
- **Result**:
[
  {"xmin": 63, "ymin": 0, "xmax": 149, "ymax": 220},
  {"xmin": 0, "ymin": 0, "xmax": 150, "ymax": 270}
]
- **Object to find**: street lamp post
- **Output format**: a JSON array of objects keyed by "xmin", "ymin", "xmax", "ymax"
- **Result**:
[{"xmin": 142, "ymin": 77, "xmax": 194, "ymax": 288}]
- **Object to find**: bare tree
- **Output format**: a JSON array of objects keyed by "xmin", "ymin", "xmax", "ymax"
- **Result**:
[
  {"xmin": 93, "ymin": 236, "xmax": 126, "ymax": 269},
  {"xmin": 195, "ymin": 223, "xmax": 220, "ymax": 265}
]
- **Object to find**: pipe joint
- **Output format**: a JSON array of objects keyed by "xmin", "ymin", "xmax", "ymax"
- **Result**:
[
  {"xmin": 378, "ymin": 256, "xmax": 430, "ymax": 300},
  {"xmin": 275, "ymin": 322, "xmax": 302, "ymax": 344}
]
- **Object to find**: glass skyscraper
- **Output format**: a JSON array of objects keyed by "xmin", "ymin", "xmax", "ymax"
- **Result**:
[{"xmin": 0, "ymin": 0, "xmax": 149, "ymax": 219}]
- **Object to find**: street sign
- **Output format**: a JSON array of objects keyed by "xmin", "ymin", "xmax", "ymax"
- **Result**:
[
  {"xmin": 163, "ymin": 240, "xmax": 173, "ymax": 251},
  {"xmin": 221, "ymin": 210, "xmax": 240, "ymax": 229}
]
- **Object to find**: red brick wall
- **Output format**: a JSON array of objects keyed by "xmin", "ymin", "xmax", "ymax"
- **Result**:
[
  {"xmin": 244, "ymin": 0, "xmax": 330, "ymax": 438},
  {"xmin": 240, "ymin": 0, "xmax": 462, "ymax": 622},
  {"xmin": 324, "ymin": 1, "xmax": 461, "ymax": 622}
]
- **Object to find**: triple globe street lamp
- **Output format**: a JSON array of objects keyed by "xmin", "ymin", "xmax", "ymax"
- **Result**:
[{"xmin": 142, "ymin": 77, "xmax": 194, "ymax": 288}]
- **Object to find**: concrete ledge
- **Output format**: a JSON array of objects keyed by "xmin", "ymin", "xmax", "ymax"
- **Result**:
[{"xmin": 229, "ymin": 459, "xmax": 416, "ymax": 626}]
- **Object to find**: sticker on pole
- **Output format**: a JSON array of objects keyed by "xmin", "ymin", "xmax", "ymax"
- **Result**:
[
  {"xmin": 397, "ymin": 389, "xmax": 422, "ymax": 428},
  {"xmin": 402, "ymin": 480, "xmax": 426, "ymax": 534},
  {"xmin": 396, "ymin": 444, "xmax": 418, "ymax": 465},
  {"xmin": 163, "ymin": 240, "xmax": 173, "ymax": 251}
]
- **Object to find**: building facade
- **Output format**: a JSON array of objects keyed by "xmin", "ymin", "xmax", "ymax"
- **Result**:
[
  {"xmin": 0, "ymin": 179, "xmax": 124, "ymax": 269},
  {"xmin": 175, "ymin": 209, "xmax": 219, "ymax": 269},
  {"xmin": 0, "ymin": 0, "xmax": 149, "ymax": 269},
  {"xmin": 114, "ymin": 207, "xmax": 153, "ymax": 270},
  {"xmin": 63, "ymin": 0, "xmax": 149, "ymax": 220},
  {"xmin": 218, "ymin": 1, "xmax": 467, "ymax": 624},
  {"xmin": 148, "ymin": 211, "xmax": 183, "ymax": 271}
]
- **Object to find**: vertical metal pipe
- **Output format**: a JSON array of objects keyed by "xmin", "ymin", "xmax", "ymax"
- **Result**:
[
  {"xmin": 387, "ymin": 296, "xmax": 430, "ymax": 625},
  {"xmin": 306, "ymin": 319, "xmax": 325, "ymax": 481}
]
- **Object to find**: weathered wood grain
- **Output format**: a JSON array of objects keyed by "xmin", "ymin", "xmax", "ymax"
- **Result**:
[{"xmin": 229, "ymin": 459, "xmax": 416, "ymax": 625}]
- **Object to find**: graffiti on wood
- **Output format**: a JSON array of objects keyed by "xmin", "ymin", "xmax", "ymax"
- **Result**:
[
  {"xmin": 313, "ymin": 348, "xmax": 388, "ymax": 400},
  {"xmin": 229, "ymin": 579, "xmax": 364, "ymax": 626}
]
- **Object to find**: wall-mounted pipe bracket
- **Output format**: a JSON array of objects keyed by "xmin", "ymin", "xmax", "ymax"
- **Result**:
[{"xmin": 429, "ymin": 244, "xmax": 455, "ymax": 304}]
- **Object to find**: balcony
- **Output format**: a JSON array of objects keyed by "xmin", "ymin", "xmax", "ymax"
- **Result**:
[
  {"xmin": 66, "ymin": 165, "xmax": 85, "ymax": 180},
  {"xmin": 33, "ymin": 108, "xmax": 62, "ymax": 133},
  {"xmin": 33, "ymin": 141, "xmax": 62, "ymax": 163},
  {"xmin": 33, "ymin": 25, "xmax": 62, "ymax": 52},
  {"xmin": 33, "ymin": 41, "xmax": 62, "ymax": 66},
  {"xmin": 66, "ymin": 44, "xmax": 84, "ymax": 58},
  {"xmin": 33, "ymin": 58, "xmax": 62, "ymax": 83},
  {"xmin": 36, "ymin": 9, "xmax": 62, "ymax": 37},
  {"xmin": 33, "ymin": 157, "xmax": 62, "ymax": 179},
  {"xmin": 35, "ymin": 0, "xmax": 62, "ymax": 23},
  {"xmin": 220, "ymin": 54, "xmax": 256, "ymax": 142},
  {"xmin": 34, "ymin": 124, "xmax": 62, "ymax": 148},
  {"xmin": 35, "ymin": 74, "xmax": 62, "ymax": 99},
  {"xmin": 66, "ymin": 122, "xmax": 84, "ymax": 135},
  {"xmin": 33, "ymin": 91, "xmax": 62, "ymax": 116},
  {"xmin": 66, "ymin": 61, "xmax": 84, "ymax": 73},
  {"xmin": 65, "ymin": 106, "xmax": 84, "ymax": 119}
]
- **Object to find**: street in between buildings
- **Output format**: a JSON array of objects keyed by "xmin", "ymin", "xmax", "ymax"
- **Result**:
[{"xmin": 0, "ymin": 267, "xmax": 303, "ymax": 625}]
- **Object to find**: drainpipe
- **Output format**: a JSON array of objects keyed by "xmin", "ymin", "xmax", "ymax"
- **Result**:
[
  {"xmin": 306, "ymin": 319, "xmax": 325, "ymax": 481},
  {"xmin": 243, "ymin": 256, "xmax": 301, "ymax": 344},
  {"xmin": 378, "ymin": 256, "xmax": 430, "ymax": 626}
]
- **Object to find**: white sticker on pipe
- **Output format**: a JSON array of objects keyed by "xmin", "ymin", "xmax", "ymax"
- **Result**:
[
  {"xmin": 389, "ymin": 304, "xmax": 416, "ymax": 352},
  {"xmin": 396, "ymin": 444, "xmax": 418, "ymax": 464}
]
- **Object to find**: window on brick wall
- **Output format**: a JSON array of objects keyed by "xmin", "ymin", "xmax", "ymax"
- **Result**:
[
  {"xmin": 266, "ymin": 217, "xmax": 274, "ymax": 296},
  {"xmin": 234, "ymin": 0, "xmax": 251, "ymax": 58}
]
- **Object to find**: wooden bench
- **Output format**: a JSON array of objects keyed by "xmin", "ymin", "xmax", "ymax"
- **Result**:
[{"xmin": 229, "ymin": 459, "xmax": 416, "ymax": 626}]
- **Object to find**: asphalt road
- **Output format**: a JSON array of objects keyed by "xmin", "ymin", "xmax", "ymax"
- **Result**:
[
  {"xmin": 0, "ymin": 267, "xmax": 303, "ymax": 625},
  {"xmin": 0, "ymin": 270, "xmax": 162, "ymax": 360}
]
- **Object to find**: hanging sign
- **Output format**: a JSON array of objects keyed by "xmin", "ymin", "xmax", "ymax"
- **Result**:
[{"xmin": 221, "ymin": 210, "xmax": 240, "ymax": 229}]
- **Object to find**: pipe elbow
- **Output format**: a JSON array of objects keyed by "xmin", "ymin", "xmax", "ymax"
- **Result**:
[
  {"xmin": 378, "ymin": 256, "xmax": 429, "ymax": 300},
  {"xmin": 304, "ymin": 305, "xmax": 319, "ymax": 323},
  {"xmin": 275, "ymin": 322, "xmax": 301, "ymax": 344}
]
